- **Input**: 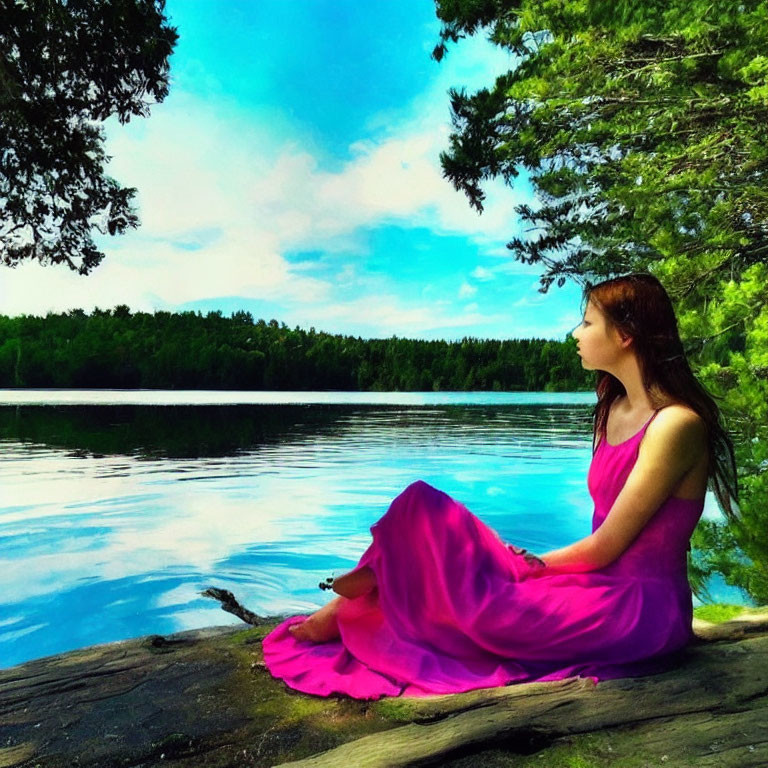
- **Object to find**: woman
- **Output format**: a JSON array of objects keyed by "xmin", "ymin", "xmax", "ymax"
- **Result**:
[{"xmin": 262, "ymin": 273, "xmax": 739, "ymax": 699}]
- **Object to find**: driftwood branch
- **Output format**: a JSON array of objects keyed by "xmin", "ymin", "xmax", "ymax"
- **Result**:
[{"xmin": 200, "ymin": 586, "xmax": 264, "ymax": 625}]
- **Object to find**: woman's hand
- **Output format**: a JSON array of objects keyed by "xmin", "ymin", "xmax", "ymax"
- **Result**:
[
  {"xmin": 509, "ymin": 545, "xmax": 547, "ymax": 569},
  {"xmin": 526, "ymin": 553, "xmax": 547, "ymax": 568}
]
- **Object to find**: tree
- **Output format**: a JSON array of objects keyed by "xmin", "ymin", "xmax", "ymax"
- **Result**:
[
  {"xmin": 0, "ymin": 0, "xmax": 178, "ymax": 273},
  {"xmin": 433, "ymin": 0, "xmax": 768, "ymax": 603},
  {"xmin": 434, "ymin": 0, "xmax": 768, "ymax": 292}
]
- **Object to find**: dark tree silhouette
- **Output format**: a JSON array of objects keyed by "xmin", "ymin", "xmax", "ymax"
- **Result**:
[{"xmin": 0, "ymin": 0, "xmax": 178, "ymax": 273}]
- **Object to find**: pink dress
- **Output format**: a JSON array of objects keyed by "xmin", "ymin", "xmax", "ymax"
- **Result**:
[{"xmin": 262, "ymin": 409, "xmax": 705, "ymax": 699}]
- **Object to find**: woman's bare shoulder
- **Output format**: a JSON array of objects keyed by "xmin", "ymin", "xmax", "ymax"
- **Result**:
[
  {"xmin": 656, "ymin": 401, "xmax": 705, "ymax": 424},
  {"xmin": 649, "ymin": 402, "xmax": 707, "ymax": 447}
]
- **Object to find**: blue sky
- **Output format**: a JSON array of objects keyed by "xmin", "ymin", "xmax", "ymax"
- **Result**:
[{"xmin": 1, "ymin": 0, "xmax": 583, "ymax": 342}]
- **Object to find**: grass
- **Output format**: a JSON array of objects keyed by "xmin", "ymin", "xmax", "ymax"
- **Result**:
[{"xmin": 693, "ymin": 603, "xmax": 750, "ymax": 623}]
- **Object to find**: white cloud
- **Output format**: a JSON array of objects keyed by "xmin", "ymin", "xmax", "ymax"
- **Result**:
[
  {"xmin": 471, "ymin": 266, "xmax": 494, "ymax": 281},
  {"xmin": 459, "ymin": 281, "xmax": 477, "ymax": 298},
  {"xmin": 305, "ymin": 290, "xmax": 507, "ymax": 339},
  {"xmin": 0, "ymin": 35, "xmax": 540, "ymax": 338}
]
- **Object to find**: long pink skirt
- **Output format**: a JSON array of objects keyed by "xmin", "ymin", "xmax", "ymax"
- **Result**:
[{"xmin": 261, "ymin": 480, "xmax": 692, "ymax": 699}]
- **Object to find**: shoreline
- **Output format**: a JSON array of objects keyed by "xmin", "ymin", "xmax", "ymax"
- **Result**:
[{"xmin": 1, "ymin": 601, "xmax": 756, "ymax": 676}]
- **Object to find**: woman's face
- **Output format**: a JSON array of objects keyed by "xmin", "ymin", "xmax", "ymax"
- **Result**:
[{"xmin": 571, "ymin": 299, "xmax": 627, "ymax": 371}]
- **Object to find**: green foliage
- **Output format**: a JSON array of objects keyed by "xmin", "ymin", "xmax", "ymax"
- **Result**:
[
  {"xmin": 0, "ymin": 0, "xmax": 178, "ymax": 273},
  {"xmin": 436, "ymin": 0, "xmax": 768, "ymax": 286},
  {"xmin": 0, "ymin": 308, "xmax": 591, "ymax": 392},
  {"xmin": 434, "ymin": 0, "xmax": 768, "ymax": 604}
]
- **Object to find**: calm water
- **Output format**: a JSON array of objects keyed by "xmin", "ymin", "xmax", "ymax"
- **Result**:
[{"xmin": 0, "ymin": 390, "xmax": 753, "ymax": 669}]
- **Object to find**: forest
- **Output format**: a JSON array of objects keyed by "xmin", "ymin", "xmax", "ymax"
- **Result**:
[{"xmin": 0, "ymin": 307, "xmax": 591, "ymax": 392}]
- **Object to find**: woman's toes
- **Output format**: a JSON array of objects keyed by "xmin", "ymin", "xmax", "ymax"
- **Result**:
[
  {"xmin": 287, "ymin": 612, "xmax": 340, "ymax": 643},
  {"xmin": 288, "ymin": 618, "xmax": 326, "ymax": 643},
  {"xmin": 288, "ymin": 620, "xmax": 312, "ymax": 641}
]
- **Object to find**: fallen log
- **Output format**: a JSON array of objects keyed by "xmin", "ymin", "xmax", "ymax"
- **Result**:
[
  {"xmin": 274, "ymin": 609, "xmax": 768, "ymax": 768},
  {"xmin": 0, "ymin": 603, "xmax": 766, "ymax": 768}
]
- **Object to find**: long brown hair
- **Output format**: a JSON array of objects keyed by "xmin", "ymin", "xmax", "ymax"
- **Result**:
[{"xmin": 582, "ymin": 273, "xmax": 739, "ymax": 523}]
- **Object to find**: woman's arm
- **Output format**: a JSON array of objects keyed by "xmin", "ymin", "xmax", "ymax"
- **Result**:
[{"xmin": 534, "ymin": 534, "xmax": 605, "ymax": 575}]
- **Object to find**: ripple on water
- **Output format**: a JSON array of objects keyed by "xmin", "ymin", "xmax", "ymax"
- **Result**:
[{"xmin": 1, "ymin": 399, "xmax": 745, "ymax": 670}]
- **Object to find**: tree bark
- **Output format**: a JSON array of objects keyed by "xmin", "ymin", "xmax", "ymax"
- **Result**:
[{"xmin": 1, "ymin": 605, "xmax": 766, "ymax": 768}]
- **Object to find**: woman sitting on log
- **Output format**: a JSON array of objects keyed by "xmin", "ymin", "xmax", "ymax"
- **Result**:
[{"xmin": 262, "ymin": 273, "xmax": 739, "ymax": 700}]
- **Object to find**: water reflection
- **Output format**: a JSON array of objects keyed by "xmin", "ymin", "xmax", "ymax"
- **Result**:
[
  {"xmin": 0, "ymin": 401, "xmax": 749, "ymax": 669},
  {"xmin": 0, "ymin": 403, "xmax": 594, "ymax": 458}
]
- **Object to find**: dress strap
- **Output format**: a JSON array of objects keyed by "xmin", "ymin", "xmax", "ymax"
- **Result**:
[
  {"xmin": 594, "ymin": 406, "xmax": 662, "ymax": 454},
  {"xmin": 636, "ymin": 408, "xmax": 662, "ymax": 450},
  {"xmin": 644, "ymin": 408, "xmax": 661, "ymax": 429}
]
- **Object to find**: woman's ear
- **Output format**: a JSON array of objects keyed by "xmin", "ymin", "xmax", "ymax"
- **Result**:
[
  {"xmin": 619, "ymin": 332, "xmax": 633, "ymax": 349},
  {"xmin": 611, "ymin": 325, "xmax": 633, "ymax": 349}
]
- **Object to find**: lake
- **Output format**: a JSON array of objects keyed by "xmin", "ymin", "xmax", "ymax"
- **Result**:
[{"xmin": 0, "ymin": 390, "xmax": 753, "ymax": 669}]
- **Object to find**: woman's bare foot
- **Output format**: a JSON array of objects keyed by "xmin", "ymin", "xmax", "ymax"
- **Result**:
[
  {"xmin": 288, "ymin": 596, "xmax": 343, "ymax": 643},
  {"xmin": 331, "ymin": 565, "xmax": 377, "ymax": 599}
]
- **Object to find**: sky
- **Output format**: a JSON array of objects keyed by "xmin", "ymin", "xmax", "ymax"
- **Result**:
[{"xmin": 1, "ymin": 0, "xmax": 585, "ymax": 342}]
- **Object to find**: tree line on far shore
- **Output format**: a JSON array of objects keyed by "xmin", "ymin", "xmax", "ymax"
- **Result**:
[{"xmin": 0, "ymin": 307, "xmax": 592, "ymax": 392}]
